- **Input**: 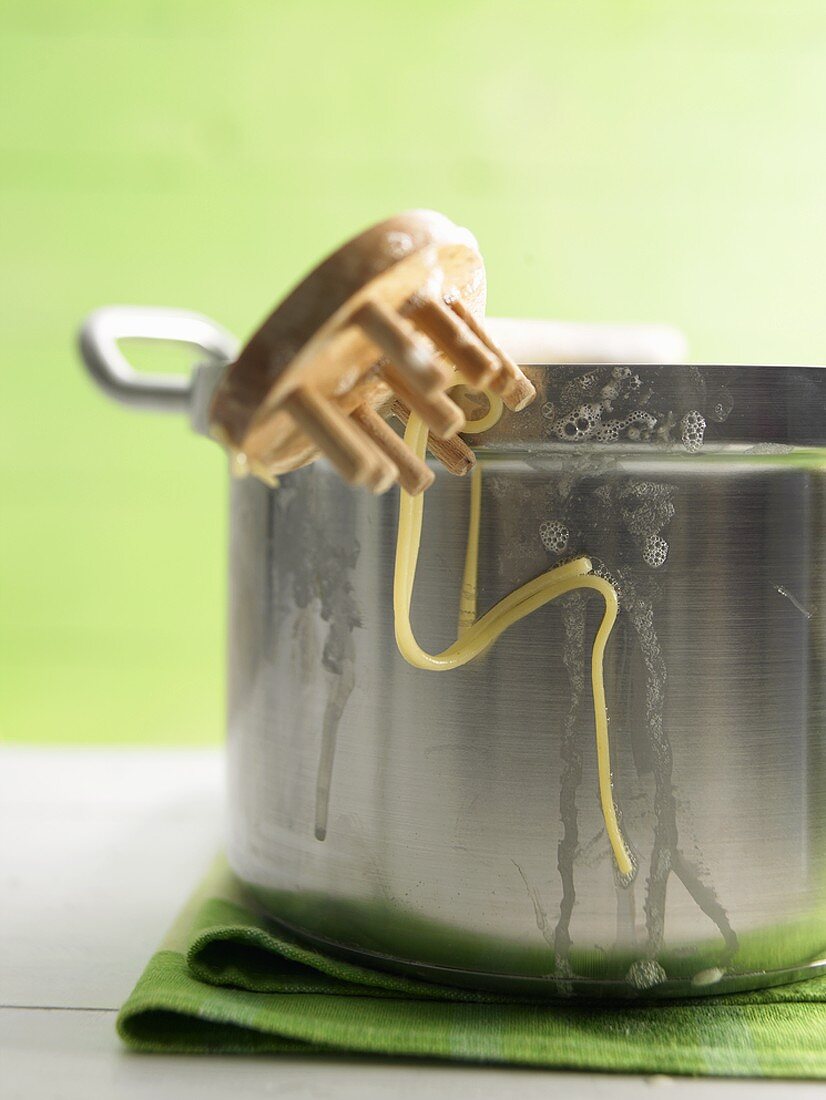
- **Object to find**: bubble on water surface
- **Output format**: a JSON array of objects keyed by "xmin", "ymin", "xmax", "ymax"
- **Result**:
[
  {"xmin": 596, "ymin": 422, "xmax": 620, "ymax": 443},
  {"xmin": 539, "ymin": 519, "xmax": 570, "ymax": 554},
  {"xmin": 642, "ymin": 533, "xmax": 669, "ymax": 569},
  {"xmin": 680, "ymin": 410, "xmax": 706, "ymax": 453},
  {"xmin": 552, "ymin": 402, "xmax": 604, "ymax": 442}
]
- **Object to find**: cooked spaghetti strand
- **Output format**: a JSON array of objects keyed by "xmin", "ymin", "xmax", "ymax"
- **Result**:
[{"xmin": 393, "ymin": 411, "xmax": 633, "ymax": 877}]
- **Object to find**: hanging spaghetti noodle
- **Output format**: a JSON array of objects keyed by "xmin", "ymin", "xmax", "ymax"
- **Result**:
[{"xmin": 393, "ymin": 399, "xmax": 634, "ymax": 878}]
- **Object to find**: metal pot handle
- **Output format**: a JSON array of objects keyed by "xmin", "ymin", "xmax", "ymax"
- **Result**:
[{"xmin": 77, "ymin": 306, "xmax": 239, "ymax": 424}]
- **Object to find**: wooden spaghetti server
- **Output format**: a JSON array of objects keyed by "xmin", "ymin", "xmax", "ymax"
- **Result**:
[{"xmin": 208, "ymin": 210, "xmax": 536, "ymax": 495}]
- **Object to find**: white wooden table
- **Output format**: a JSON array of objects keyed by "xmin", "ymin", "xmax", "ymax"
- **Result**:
[{"xmin": 0, "ymin": 747, "xmax": 816, "ymax": 1099}]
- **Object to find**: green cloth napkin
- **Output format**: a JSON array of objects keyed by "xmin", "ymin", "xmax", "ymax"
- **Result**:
[{"xmin": 118, "ymin": 857, "xmax": 826, "ymax": 1077}]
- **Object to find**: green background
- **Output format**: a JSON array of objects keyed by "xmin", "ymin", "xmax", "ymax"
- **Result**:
[{"xmin": 2, "ymin": 0, "xmax": 825, "ymax": 745}]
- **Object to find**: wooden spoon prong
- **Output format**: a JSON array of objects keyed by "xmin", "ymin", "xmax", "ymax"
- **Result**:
[
  {"xmin": 352, "ymin": 404, "xmax": 434, "ymax": 496},
  {"xmin": 447, "ymin": 298, "xmax": 536, "ymax": 411},
  {"xmin": 407, "ymin": 296, "xmax": 500, "ymax": 390},
  {"xmin": 380, "ymin": 360, "xmax": 465, "ymax": 439},
  {"xmin": 355, "ymin": 300, "xmax": 448, "ymax": 396},
  {"xmin": 390, "ymin": 400, "xmax": 476, "ymax": 477},
  {"xmin": 365, "ymin": 447, "xmax": 400, "ymax": 494},
  {"xmin": 284, "ymin": 389, "xmax": 382, "ymax": 488}
]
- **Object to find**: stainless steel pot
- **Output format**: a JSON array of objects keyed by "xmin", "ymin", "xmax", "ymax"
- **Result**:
[{"xmin": 80, "ymin": 306, "xmax": 826, "ymax": 999}]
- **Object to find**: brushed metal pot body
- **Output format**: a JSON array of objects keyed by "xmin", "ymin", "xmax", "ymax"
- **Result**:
[{"xmin": 225, "ymin": 363, "xmax": 826, "ymax": 998}]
